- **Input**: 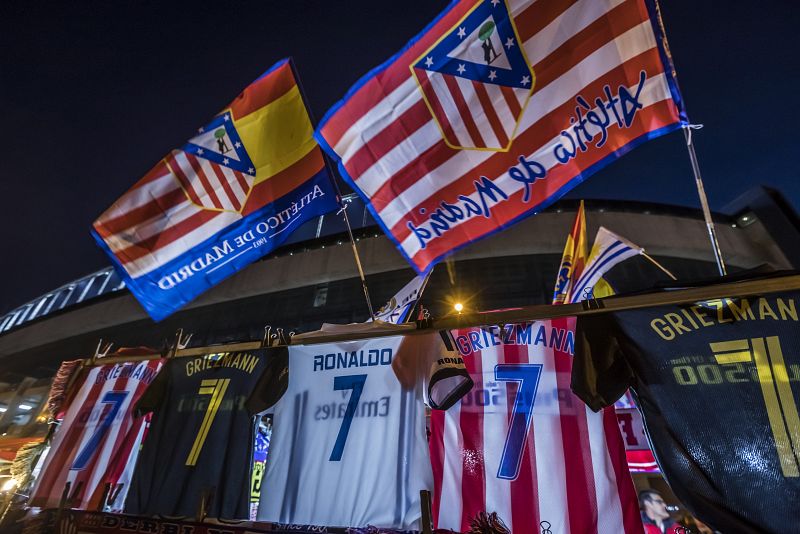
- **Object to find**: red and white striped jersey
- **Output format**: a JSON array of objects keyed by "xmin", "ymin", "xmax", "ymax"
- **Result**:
[
  {"xmin": 429, "ymin": 318, "xmax": 642, "ymax": 533},
  {"xmin": 29, "ymin": 359, "xmax": 162, "ymax": 511}
]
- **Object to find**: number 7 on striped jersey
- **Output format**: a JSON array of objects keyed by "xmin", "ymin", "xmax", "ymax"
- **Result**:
[
  {"xmin": 495, "ymin": 363, "xmax": 543, "ymax": 480},
  {"xmin": 71, "ymin": 391, "xmax": 129, "ymax": 470}
]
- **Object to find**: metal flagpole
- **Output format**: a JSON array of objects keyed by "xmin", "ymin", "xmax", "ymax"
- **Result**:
[
  {"xmin": 288, "ymin": 58, "xmax": 376, "ymax": 318},
  {"xmin": 641, "ymin": 251, "xmax": 677, "ymax": 280},
  {"xmin": 683, "ymin": 126, "xmax": 726, "ymax": 276},
  {"xmin": 651, "ymin": 0, "xmax": 727, "ymax": 276}
]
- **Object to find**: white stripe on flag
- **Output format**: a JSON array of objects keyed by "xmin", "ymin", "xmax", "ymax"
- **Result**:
[
  {"xmin": 122, "ymin": 210, "xmax": 241, "ymax": 278},
  {"xmin": 102, "ymin": 199, "xmax": 200, "ymax": 253},
  {"xmin": 524, "ymin": 0, "xmax": 627, "ymax": 67},
  {"xmin": 96, "ymin": 172, "xmax": 179, "ymax": 224},
  {"xmin": 198, "ymin": 158, "xmax": 236, "ymax": 211},
  {"xmin": 375, "ymin": 20, "xmax": 661, "ymax": 230},
  {"xmin": 397, "ymin": 73, "xmax": 671, "ymax": 256},
  {"xmin": 337, "ymin": 78, "xmax": 420, "ymax": 159},
  {"xmin": 429, "ymin": 72, "xmax": 473, "ymax": 147},
  {"xmin": 456, "ymin": 76, "xmax": 502, "ymax": 149},
  {"xmin": 484, "ymin": 82, "xmax": 516, "ymax": 138},
  {"xmin": 173, "ymin": 151, "xmax": 216, "ymax": 208},
  {"xmin": 337, "ymin": 0, "xmax": 626, "ymax": 186}
]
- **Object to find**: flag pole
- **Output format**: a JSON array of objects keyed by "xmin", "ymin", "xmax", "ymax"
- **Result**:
[
  {"xmin": 288, "ymin": 58, "xmax": 376, "ymax": 319},
  {"xmin": 641, "ymin": 251, "xmax": 677, "ymax": 280},
  {"xmin": 683, "ymin": 126, "xmax": 726, "ymax": 276},
  {"xmin": 652, "ymin": 1, "xmax": 726, "ymax": 276}
]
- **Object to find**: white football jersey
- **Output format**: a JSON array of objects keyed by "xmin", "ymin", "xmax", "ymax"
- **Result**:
[{"xmin": 257, "ymin": 328, "xmax": 471, "ymax": 529}]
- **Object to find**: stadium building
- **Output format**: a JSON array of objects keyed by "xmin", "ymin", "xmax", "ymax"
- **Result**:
[{"xmin": 0, "ymin": 185, "xmax": 796, "ymax": 445}]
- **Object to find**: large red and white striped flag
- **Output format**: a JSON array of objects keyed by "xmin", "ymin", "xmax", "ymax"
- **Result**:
[
  {"xmin": 317, "ymin": 0, "xmax": 686, "ymax": 274},
  {"xmin": 29, "ymin": 357, "xmax": 163, "ymax": 511},
  {"xmin": 430, "ymin": 318, "xmax": 642, "ymax": 533}
]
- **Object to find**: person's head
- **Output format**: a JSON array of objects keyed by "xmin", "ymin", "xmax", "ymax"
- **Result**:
[{"xmin": 639, "ymin": 490, "xmax": 670, "ymax": 521}]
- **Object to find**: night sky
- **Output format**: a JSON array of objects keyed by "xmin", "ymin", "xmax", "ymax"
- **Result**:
[{"xmin": 1, "ymin": 1, "xmax": 798, "ymax": 313}]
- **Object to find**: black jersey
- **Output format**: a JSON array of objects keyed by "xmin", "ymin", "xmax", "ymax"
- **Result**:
[
  {"xmin": 125, "ymin": 348, "xmax": 287, "ymax": 519},
  {"xmin": 572, "ymin": 283, "xmax": 800, "ymax": 534}
]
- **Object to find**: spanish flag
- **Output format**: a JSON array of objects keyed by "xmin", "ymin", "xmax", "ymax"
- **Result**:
[
  {"xmin": 93, "ymin": 59, "xmax": 338, "ymax": 321},
  {"xmin": 552, "ymin": 201, "xmax": 588, "ymax": 305}
]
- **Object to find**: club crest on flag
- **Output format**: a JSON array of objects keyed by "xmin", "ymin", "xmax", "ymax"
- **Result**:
[
  {"xmin": 411, "ymin": 0, "xmax": 534, "ymax": 152},
  {"xmin": 167, "ymin": 111, "xmax": 258, "ymax": 213}
]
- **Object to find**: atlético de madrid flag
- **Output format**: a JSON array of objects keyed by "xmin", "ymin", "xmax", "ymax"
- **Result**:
[
  {"xmin": 93, "ymin": 60, "xmax": 339, "ymax": 320},
  {"xmin": 317, "ymin": 0, "xmax": 687, "ymax": 274}
]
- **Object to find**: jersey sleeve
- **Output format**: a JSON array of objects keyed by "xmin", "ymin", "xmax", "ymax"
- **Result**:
[
  {"xmin": 571, "ymin": 313, "xmax": 635, "ymax": 412},
  {"xmin": 415, "ymin": 331, "xmax": 473, "ymax": 410},
  {"xmin": 134, "ymin": 360, "xmax": 170, "ymax": 417},
  {"xmin": 246, "ymin": 347, "xmax": 289, "ymax": 415}
]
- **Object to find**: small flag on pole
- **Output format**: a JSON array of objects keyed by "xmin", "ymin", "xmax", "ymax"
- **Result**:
[
  {"xmin": 316, "ymin": 0, "xmax": 686, "ymax": 275},
  {"xmin": 552, "ymin": 201, "xmax": 588, "ymax": 305},
  {"xmin": 93, "ymin": 59, "xmax": 339, "ymax": 321},
  {"xmin": 568, "ymin": 226, "xmax": 643, "ymax": 303},
  {"xmin": 373, "ymin": 271, "xmax": 432, "ymax": 324}
]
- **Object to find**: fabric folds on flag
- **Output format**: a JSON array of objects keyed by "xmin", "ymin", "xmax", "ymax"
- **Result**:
[
  {"xmin": 93, "ymin": 59, "xmax": 339, "ymax": 320},
  {"xmin": 568, "ymin": 226, "xmax": 642, "ymax": 303},
  {"xmin": 552, "ymin": 201, "xmax": 587, "ymax": 304},
  {"xmin": 316, "ymin": 0, "xmax": 686, "ymax": 274}
]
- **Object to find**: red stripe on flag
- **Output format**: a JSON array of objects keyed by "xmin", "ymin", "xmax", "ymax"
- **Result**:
[
  {"xmin": 532, "ymin": 1, "xmax": 649, "ymax": 81},
  {"xmin": 404, "ymin": 96, "xmax": 678, "ymax": 271},
  {"xmin": 500, "ymin": 86, "xmax": 522, "ymax": 124},
  {"xmin": 506, "ymin": 341, "xmax": 539, "ymax": 534},
  {"xmin": 385, "ymin": 46, "xmax": 671, "ymax": 239},
  {"xmin": 228, "ymin": 61, "xmax": 296, "ymax": 120},
  {"xmin": 366, "ymin": 30, "xmax": 663, "ymax": 219},
  {"xmin": 112, "ymin": 149, "xmax": 323, "ymax": 262},
  {"xmin": 344, "ymin": 99, "xmax": 431, "ymax": 178},
  {"xmin": 185, "ymin": 153, "xmax": 225, "ymax": 210},
  {"xmin": 429, "ymin": 407, "xmax": 447, "ymax": 528},
  {"xmin": 603, "ymin": 405, "xmax": 644, "ymax": 531},
  {"xmin": 209, "ymin": 163, "xmax": 243, "ymax": 211},
  {"xmin": 321, "ymin": 2, "xmax": 475, "ymax": 146},
  {"xmin": 460, "ymin": 336, "xmax": 485, "ymax": 532},
  {"xmin": 93, "ymin": 186, "xmax": 187, "ymax": 239},
  {"xmin": 416, "ymin": 70, "xmax": 460, "ymax": 150},
  {"xmin": 166, "ymin": 152, "xmax": 205, "ymax": 208},
  {"xmin": 115, "ymin": 208, "xmax": 222, "ymax": 265},
  {"xmin": 472, "ymin": 80, "xmax": 509, "ymax": 148},
  {"xmin": 232, "ymin": 170, "xmax": 251, "ymax": 199},
  {"xmin": 514, "ymin": 0, "xmax": 580, "ymax": 43},
  {"xmin": 443, "ymin": 74, "xmax": 485, "ymax": 148}
]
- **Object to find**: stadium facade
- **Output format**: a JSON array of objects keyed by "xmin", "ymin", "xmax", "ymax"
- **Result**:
[{"xmin": 0, "ymin": 185, "xmax": 797, "ymax": 442}]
